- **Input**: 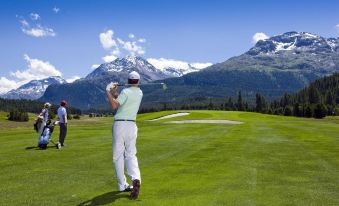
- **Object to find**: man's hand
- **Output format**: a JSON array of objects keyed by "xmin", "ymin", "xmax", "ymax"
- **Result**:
[
  {"xmin": 112, "ymin": 82, "xmax": 119, "ymax": 98},
  {"xmin": 112, "ymin": 82, "xmax": 118, "ymax": 90},
  {"xmin": 106, "ymin": 82, "xmax": 119, "ymax": 97},
  {"xmin": 106, "ymin": 82, "xmax": 114, "ymax": 92}
]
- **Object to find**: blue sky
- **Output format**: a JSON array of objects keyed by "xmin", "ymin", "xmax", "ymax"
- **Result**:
[{"xmin": 0, "ymin": 0, "xmax": 339, "ymax": 93}]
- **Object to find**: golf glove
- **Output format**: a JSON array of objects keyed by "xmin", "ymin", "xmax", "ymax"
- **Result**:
[{"xmin": 106, "ymin": 82, "xmax": 115, "ymax": 92}]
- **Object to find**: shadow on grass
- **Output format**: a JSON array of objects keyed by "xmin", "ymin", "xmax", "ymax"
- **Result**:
[
  {"xmin": 25, "ymin": 145, "xmax": 57, "ymax": 150},
  {"xmin": 77, "ymin": 191, "xmax": 130, "ymax": 206},
  {"xmin": 25, "ymin": 146, "xmax": 37, "ymax": 150}
]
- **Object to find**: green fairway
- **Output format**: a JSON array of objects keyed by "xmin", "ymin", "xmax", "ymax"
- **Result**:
[{"xmin": 0, "ymin": 111, "xmax": 338, "ymax": 206}]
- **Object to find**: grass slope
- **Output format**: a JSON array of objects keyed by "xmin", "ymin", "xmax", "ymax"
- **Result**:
[{"xmin": 0, "ymin": 111, "xmax": 338, "ymax": 206}]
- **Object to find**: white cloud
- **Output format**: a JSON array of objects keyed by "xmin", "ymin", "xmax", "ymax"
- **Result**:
[
  {"xmin": 117, "ymin": 38, "xmax": 124, "ymax": 45},
  {"xmin": 91, "ymin": 64, "xmax": 100, "ymax": 69},
  {"xmin": 22, "ymin": 25, "xmax": 56, "ymax": 37},
  {"xmin": 18, "ymin": 15, "xmax": 56, "ymax": 37},
  {"xmin": 30, "ymin": 13, "xmax": 40, "ymax": 20},
  {"xmin": 20, "ymin": 19, "xmax": 29, "ymax": 27},
  {"xmin": 112, "ymin": 48, "xmax": 120, "ymax": 56},
  {"xmin": 96, "ymin": 29, "xmax": 146, "ymax": 65},
  {"xmin": 190, "ymin": 62, "xmax": 213, "ymax": 69},
  {"xmin": 66, "ymin": 76, "xmax": 80, "ymax": 83},
  {"xmin": 0, "ymin": 77, "xmax": 18, "ymax": 94},
  {"xmin": 138, "ymin": 38, "xmax": 146, "ymax": 43},
  {"xmin": 123, "ymin": 41, "xmax": 145, "ymax": 55},
  {"xmin": 252, "ymin": 32, "xmax": 269, "ymax": 43},
  {"xmin": 10, "ymin": 54, "xmax": 62, "ymax": 81},
  {"xmin": 99, "ymin": 30, "xmax": 117, "ymax": 50},
  {"xmin": 102, "ymin": 54, "xmax": 118, "ymax": 62},
  {"xmin": 53, "ymin": 6, "xmax": 60, "ymax": 14},
  {"xmin": 117, "ymin": 38, "xmax": 145, "ymax": 55},
  {"xmin": 0, "ymin": 55, "xmax": 65, "ymax": 94}
]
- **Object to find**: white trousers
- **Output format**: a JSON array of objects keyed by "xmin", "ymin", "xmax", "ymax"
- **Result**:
[{"xmin": 112, "ymin": 121, "xmax": 141, "ymax": 191}]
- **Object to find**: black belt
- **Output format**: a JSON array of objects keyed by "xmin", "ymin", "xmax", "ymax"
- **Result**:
[{"xmin": 115, "ymin": 119, "xmax": 136, "ymax": 122}]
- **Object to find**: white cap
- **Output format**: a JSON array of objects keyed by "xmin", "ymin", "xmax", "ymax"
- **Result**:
[
  {"xmin": 44, "ymin": 102, "xmax": 51, "ymax": 108},
  {"xmin": 128, "ymin": 71, "xmax": 140, "ymax": 80}
]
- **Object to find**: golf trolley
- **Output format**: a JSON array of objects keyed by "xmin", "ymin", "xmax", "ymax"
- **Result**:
[{"xmin": 36, "ymin": 120, "xmax": 59, "ymax": 150}]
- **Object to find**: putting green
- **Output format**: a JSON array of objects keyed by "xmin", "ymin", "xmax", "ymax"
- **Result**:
[{"xmin": 0, "ymin": 111, "xmax": 338, "ymax": 206}]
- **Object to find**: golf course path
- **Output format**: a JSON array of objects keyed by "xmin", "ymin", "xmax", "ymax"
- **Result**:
[
  {"xmin": 167, "ymin": 120, "xmax": 243, "ymax": 124},
  {"xmin": 149, "ymin": 112, "xmax": 190, "ymax": 121}
]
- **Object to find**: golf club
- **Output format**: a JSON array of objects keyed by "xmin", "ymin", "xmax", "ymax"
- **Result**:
[{"xmin": 115, "ymin": 82, "xmax": 167, "ymax": 90}]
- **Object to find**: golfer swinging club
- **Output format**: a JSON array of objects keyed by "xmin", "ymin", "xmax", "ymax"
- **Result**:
[{"xmin": 106, "ymin": 71, "xmax": 143, "ymax": 200}]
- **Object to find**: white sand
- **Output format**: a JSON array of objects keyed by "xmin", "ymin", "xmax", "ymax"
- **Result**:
[
  {"xmin": 167, "ymin": 120, "xmax": 243, "ymax": 124},
  {"xmin": 149, "ymin": 112, "xmax": 190, "ymax": 121}
]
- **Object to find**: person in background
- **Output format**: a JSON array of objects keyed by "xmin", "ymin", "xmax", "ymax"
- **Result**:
[
  {"xmin": 37, "ymin": 102, "xmax": 51, "ymax": 142},
  {"xmin": 57, "ymin": 100, "xmax": 68, "ymax": 149}
]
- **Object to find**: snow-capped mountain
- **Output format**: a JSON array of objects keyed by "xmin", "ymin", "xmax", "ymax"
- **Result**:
[
  {"xmin": 157, "ymin": 64, "xmax": 202, "ymax": 77},
  {"xmin": 160, "ymin": 65, "xmax": 200, "ymax": 77},
  {"xmin": 41, "ymin": 31, "xmax": 339, "ymax": 109},
  {"xmin": 86, "ymin": 56, "xmax": 170, "ymax": 81},
  {"xmin": 2, "ymin": 76, "xmax": 66, "ymax": 100},
  {"xmin": 247, "ymin": 31, "xmax": 339, "ymax": 55},
  {"xmin": 147, "ymin": 58, "xmax": 210, "ymax": 77}
]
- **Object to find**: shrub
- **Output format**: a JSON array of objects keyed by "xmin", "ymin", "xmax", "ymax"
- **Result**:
[
  {"xmin": 73, "ymin": 114, "xmax": 81, "ymax": 120},
  {"xmin": 313, "ymin": 104, "xmax": 327, "ymax": 119},
  {"xmin": 8, "ymin": 111, "xmax": 29, "ymax": 122},
  {"xmin": 283, "ymin": 107, "xmax": 292, "ymax": 116},
  {"xmin": 67, "ymin": 114, "xmax": 73, "ymax": 120}
]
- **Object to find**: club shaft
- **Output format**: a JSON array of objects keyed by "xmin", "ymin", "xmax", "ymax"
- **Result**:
[{"xmin": 117, "ymin": 83, "xmax": 164, "ymax": 86}]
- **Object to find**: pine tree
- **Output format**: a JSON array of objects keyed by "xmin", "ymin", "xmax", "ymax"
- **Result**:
[
  {"xmin": 237, "ymin": 91, "xmax": 244, "ymax": 111},
  {"xmin": 208, "ymin": 99, "xmax": 214, "ymax": 110},
  {"xmin": 227, "ymin": 97, "xmax": 234, "ymax": 111},
  {"xmin": 325, "ymin": 91, "xmax": 335, "ymax": 106},
  {"xmin": 284, "ymin": 107, "xmax": 292, "ymax": 116},
  {"xmin": 308, "ymin": 85, "xmax": 321, "ymax": 104},
  {"xmin": 313, "ymin": 103, "xmax": 327, "ymax": 119},
  {"xmin": 255, "ymin": 93, "xmax": 267, "ymax": 113},
  {"xmin": 293, "ymin": 103, "xmax": 302, "ymax": 117},
  {"xmin": 305, "ymin": 105, "xmax": 313, "ymax": 118}
]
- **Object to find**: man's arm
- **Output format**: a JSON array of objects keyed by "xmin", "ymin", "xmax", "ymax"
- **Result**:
[
  {"xmin": 106, "ymin": 83, "xmax": 120, "ymax": 109},
  {"xmin": 62, "ymin": 114, "xmax": 67, "ymax": 124},
  {"xmin": 62, "ymin": 108, "xmax": 68, "ymax": 124}
]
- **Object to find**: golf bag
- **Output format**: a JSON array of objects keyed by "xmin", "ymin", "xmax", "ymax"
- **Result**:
[
  {"xmin": 38, "ymin": 121, "xmax": 55, "ymax": 149},
  {"xmin": 34, "ymin": 118, "xmax": 42, "ymax": 132}
]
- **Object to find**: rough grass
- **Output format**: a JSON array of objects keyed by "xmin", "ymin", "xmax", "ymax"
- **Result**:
[{"xmin": 0, "ymin": 111, "xmax": 338, "ymax": 206}]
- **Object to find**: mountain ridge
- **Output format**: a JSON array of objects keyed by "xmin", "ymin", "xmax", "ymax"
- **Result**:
[
  {"xmin": 1, "ymin": 76, "xmax": 66, "ymax": 100},
  {"xmin": 41, "ymin": 31, "xmax": 339, "ymax": 109}
]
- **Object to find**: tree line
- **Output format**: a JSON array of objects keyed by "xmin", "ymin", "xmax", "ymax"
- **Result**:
[
  {"xmin": 2, "ymin": 73, "xmax": 338, "ymax": 120},
  {"xmin": 140, "ymin": 73, "xmax": 339, "ymax": 119},
  {"xmin": 258, "ymin": 73, "xmax": 339, "ymax": 118},
  {"xmin": 0, "ymin": 98, "xmax": 82, "ymax": 122}
]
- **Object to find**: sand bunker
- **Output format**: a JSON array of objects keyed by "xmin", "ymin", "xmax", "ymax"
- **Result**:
[
  {"xmin": 167, "ymin": 120, "xmax": 243, "ymax": 124},
  {"xmin": 149, "ymin": 112, "xmax": 190, "ymax": 121}
]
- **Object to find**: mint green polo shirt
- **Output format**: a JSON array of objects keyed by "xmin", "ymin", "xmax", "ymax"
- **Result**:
[{"xmin": 114, "ymin": 87, "xmax": 143, "ymax": 121}]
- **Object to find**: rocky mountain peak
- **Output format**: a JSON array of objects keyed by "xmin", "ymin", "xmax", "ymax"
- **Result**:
[{"xmin": 247, "ymin": 31, "xmax": 339, "ymax": 55}]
